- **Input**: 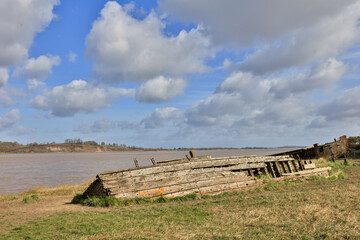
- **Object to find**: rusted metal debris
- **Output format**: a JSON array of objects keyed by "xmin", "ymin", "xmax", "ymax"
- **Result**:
[
  {"xmin": 270, "ymin": 136, "xmax": 348, "ymax": 160},
  {"xmin": 83, "ymin": 151, "xmax": 331, "ymax": 200}
]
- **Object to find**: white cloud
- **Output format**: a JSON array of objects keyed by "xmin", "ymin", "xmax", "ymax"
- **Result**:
[
  {"xmin": 141, "ymin": 107, "xmax": 184, "ymax": 128},
  {"xmin": 240, "ymin": 2, "xmax": 360, "ymax": 74},
  {"xmin": 90, "ymin": 118, "xmax": 115, "ymax": 133},
  {"xmin": 118, "ymin": 121, "xmax": 141, "ymax": 130},
  {"xmin": 86, "ymin": 1, "xmax": 214, "ymax": 83},
  {"xmin": 136, "ymin": 76, "xmax": 187, "ymax": 103},
  {"xmin": 68, "ymin": 51, "xmax": 77, "ymax": 63},
  {"xmin": 216, "ymin": 71, "xmax": 256, "ymax": 93},
  {"xmin": 14, "ymin": 55, "xmax": 60, "ymax": 81},
  {"xmin": 0, "ymin": 109, "xmax": 21, "ymax": 130},
  {"xmin": 159, "ymin": 0, "xmax": 357, "ymax": 47},
  {"xmin": 270, "ymin": 58, "xmax": 347, "ymax": 98},
  {"xmin": 27, "ymin": 79, "xmax": 45, "ymax": 90},
  {"xmin": 74, "ymin": 118, "xmax": 115, "ymax": 134},
  {"xmin": 187, "ymin": 59, "xmax": 345, "ymax": 129},
  {"xmin": 30, "ymin": 80, "xmax": 135, "ymax": 117},
  {"xmin": 0, "ymin": 0, "xmax": 59, "ymax": 67},
  {"xmin": 0, "ymin": 68, "xmax": 9, "ymax": 88},
  {"xmin": 0, "ymin": 87, "xmax": 26, "ymax": 107},
  {"xmin": 316, "ymin": 86, "xmax": 360, "ymax": 122},
  {"xmin": 160, "ymin": 0, "xmax": 360, "ymax": 75}
]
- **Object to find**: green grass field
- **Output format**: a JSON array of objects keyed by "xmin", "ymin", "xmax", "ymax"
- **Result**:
[{"xmin": 1, "ymin": 161, "xmax": 359, "ymax": 240}]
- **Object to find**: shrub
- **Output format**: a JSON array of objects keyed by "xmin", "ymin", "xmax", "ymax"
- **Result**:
[{"xmin": 22, "ymin": 194, "xmax": 39, "ymax": 204}]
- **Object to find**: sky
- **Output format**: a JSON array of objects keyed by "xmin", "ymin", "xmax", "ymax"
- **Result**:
[{"xmin": 0, "ymin": 0, "xmax": 360, "ymax": 148}]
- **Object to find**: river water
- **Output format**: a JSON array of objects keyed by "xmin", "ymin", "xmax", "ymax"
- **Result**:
[{"xmin": 0, "ymin": 148, "xmax": 296, "ymax": 194}]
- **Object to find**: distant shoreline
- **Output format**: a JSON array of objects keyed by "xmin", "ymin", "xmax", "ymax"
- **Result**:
[{"xmin": 0, "ymin": 142, "xmax": 304, "ymax": 155}]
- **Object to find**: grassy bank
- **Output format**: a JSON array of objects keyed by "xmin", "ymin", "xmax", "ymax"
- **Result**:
[{"xmin": 0, "ymin": 161, "xmax": 359, "ymax": 239}]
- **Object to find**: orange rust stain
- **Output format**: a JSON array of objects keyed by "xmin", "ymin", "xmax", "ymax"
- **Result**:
[
  {"xmin": 137, "ymin": 191, "xmax": 148, "ymax": 196},
  {"xmin": 151, "ymin": 188, "xmax": 165, "ymax": 195}
]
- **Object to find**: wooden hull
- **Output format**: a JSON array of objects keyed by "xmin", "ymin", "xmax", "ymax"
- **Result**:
[
  {"xmin": 83, "ymin": 154, "xmax": 330, "ymax": 200},
  {"xmin": 270, "ymin": 136, "xmax": 348, "ymax": 160}
]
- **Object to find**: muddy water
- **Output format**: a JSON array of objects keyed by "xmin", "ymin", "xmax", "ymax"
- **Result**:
[{"xmin": 0, "ymin": 148, "xmax": 297, "ymax": 194}]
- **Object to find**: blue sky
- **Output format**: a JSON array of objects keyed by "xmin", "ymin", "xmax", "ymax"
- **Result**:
[{"xmin": 1, "ymin": 0, "xmax": 360, "ymax": 148}]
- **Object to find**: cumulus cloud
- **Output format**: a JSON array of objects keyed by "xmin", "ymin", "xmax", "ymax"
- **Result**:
[
  {"xmin": 217, "ymin": 58, "xmax": 347, "ymax": 98},
  {"xmin": 240, "ymin": 2, "xmax": 360, "ymax": 74},
  {"xmin": 270, "ymin": 58, "xmax": 347, "ymax": 98},
  {"xmin": 160, "ymin": 0, "xmax": 359, "ymax": 75},
  {"xmin": 141, "ymin": 107, "xmax": 184, "ymax": 128},
  {"xmin": 86, "ymin": 1, "xmax": 214, "ymax": 83},
  {"xmin": 0, "ymin": 68, "xmax": 9, "ymax": 88},
  {"xmin": 14, "ymin": 55, "xmax": 61, "ymax": 87},
  {"xmin": 90, "ymin": 118, "xmax": 115, "ymax": 133},
  {"xmin": 0, "ymin": 0, "xmax": 59, "ymax": 67},
  {"xmin": 118, "ymin": 121, "xmax": 141, "ymax": 130},
  {"xmin": 316, "ymin": 86, "xmax": 360, "ymax": 122},
  {"xmin": 216, "ymin": 71, "xmax": 256, "ymax": 93},
  {"xmin": 160, "ymin": 0, "xmax": 357, "ymax": 47},
  {"xmin": 30, "ymin": 80, "xmax": 135, "ymax": 117},
  {"xmin": 0, "ymin": 109, "xmax": 21, "ymax": 130},
  {"xmin": 136, "ymin": 76, "xmax": 187, "ymax": 103},
  {"xmin": 0, "ymin": 87, "xmax": 26, "ymax": 107},
  {"xmin": 74, "ymin": 118, "xmax": 115, "ymax": 134},
  {"xmin": 187, "ymin": 59, "xmax": 345, "ymax": 129}
]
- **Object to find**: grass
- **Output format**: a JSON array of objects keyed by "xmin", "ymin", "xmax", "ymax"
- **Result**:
[
  {"xmin": 0, "ymin": 182, "xmax": 89, "ymax": 203},
  {"xmin": 71, "ymin": 193, "xmax": 199, "ymax": 207},
  {"xmin": 22, "ymin": 194, "xmax": 39, "ymax": 204},
  {"xmin": 0, "ymin": 160, "xmax": 359, "ymax": 239}
]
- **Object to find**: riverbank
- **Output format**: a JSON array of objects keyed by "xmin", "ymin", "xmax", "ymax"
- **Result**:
[
  {"xmin": 0, "ymin": 141, "xmax": 301, "ymax": 154},
  {"xmin": 0, "ymin": 160, "xmax": 359, "ymax": 239}
]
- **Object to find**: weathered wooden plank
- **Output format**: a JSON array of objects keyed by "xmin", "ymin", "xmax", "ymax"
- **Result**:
[
  {"xmin": 100, "ymin": 160, "xmax": 266, "ymax": 181},
  {"xmin": 291, "ymin": 160, "xmax": 298, "ymax": 172},
  {"xmin": 111, "ymin": 172, "xmax": 252, "ymax": 197},
  {"xmin": 99, "ymin": 155, "xmax": 290, "ymax": 177},
  {"xmin": 303, "ymin": 163, "xmax": 316, "ymax": 170},
  {"xmin": 100, "ymin": 161, "xmax": 264, "ymax": 182},
  {"xmin": 279, "ymin": 161, "xmax": 287, "ymax": 174},
  {"xmin": 104, "ymin": 171, "xmax": 248, "ymax": 193},
  {"xmin": 282, "ymin": 167, "xmax": 331, "ymax": 178},
  {"xmin": 111, "ymin": 173, "xmax": 255, "ymax": 199},
  {"xmin": 286, "ymin": 161, "xmax": 293, "ymax": 173}
]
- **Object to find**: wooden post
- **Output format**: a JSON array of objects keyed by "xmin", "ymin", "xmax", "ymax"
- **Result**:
[
  {"xmin": 134, "ymin": 158, "xmax": 139, "ymax": 168},
  {"xmin": 151, "ymin": 158, "xmax": 157, "ymax": 165},
  {"xmin": 279, "ymin": 161, "xmax": 287, "ymax": 173},
  {"xmin": 291, "ymin": 160, "xmax": 298, "ymax": 172},
  {"xmin": 263, "ymin": 166, "xmax": 270, "ymax": 176},
  {"xmin": 189, "ymin": 150, "xmax": 195, "ymax": 158},
  {"xmin": 286, "ymin": 161, "xmax": 294, "ymax": 173},
  {"xmin": 267, "ymin": 162, "xmax": 276, "ymax": 178},
  {"xmin": 273, "ymin": 162, "xmax": 281, "ymax": 177}
]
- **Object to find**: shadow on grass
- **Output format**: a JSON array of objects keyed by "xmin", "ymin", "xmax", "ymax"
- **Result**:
[{"xmin": 71, "ymin": 193, "xmax": 199, "ymax": 207}]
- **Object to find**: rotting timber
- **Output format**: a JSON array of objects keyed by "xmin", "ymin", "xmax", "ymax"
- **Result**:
[
  {"xmin": 83, "ymin": 152, "xmax": 331, "ymax": 200},
  {"xmin": 270, "ymin": 136, "xmax": 349, "ymax": 160}
]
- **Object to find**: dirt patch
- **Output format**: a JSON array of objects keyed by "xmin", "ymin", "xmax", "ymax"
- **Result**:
[{"xmin": 0, "ymin": 194, "xmax": 109, "ymax": 233}]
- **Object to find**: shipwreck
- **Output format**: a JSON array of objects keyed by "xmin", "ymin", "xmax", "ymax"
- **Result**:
[
  {"xmin": 83, "ymin": 153, "xmax": 333, "ymax": 200},
  {"xmin": 271, "ymin": 135, "xmax": 348, "ymax": 160},
  {"xmin": 83, "ymin": 137, "xmax": 348, "ymax": 200}
]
